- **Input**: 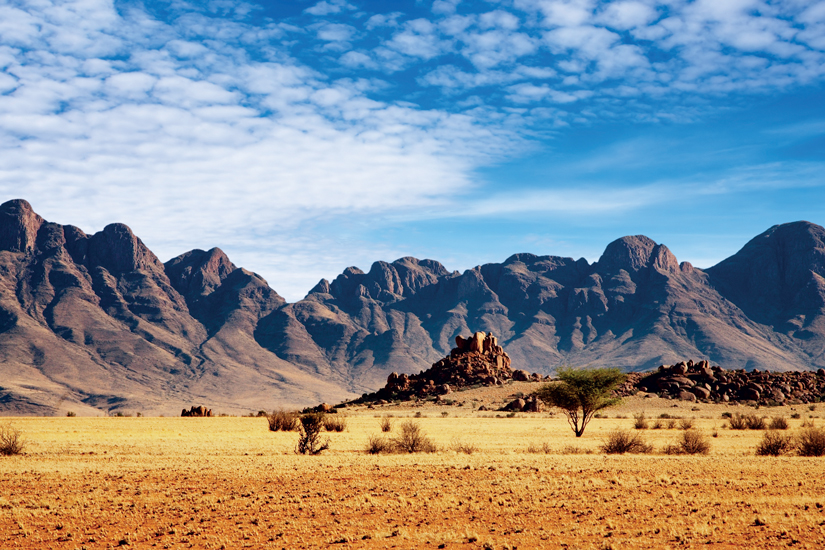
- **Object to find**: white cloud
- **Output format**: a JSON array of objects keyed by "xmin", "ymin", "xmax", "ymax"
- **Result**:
[{"xmin": 305, "ymin": 0, "xmax": 355, "ymax": 16}]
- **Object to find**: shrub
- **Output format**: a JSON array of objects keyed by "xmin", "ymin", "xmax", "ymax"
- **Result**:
[
  {"xmin": 755, "ymin": 431, "xmax": 793, "ymax": 456},
  {"xmin": 769, "ymin": 417, "xmax": 789, "ymax": 430},
  {"xmin": 66, "ymin": 411, "xmax": 76, "ymax": 417},
  {"xmin": 664, "ymin": 430, "xmax": 710, "ymax": 455},
  {"xmin": 296, "ymin": 413, "xmax": 330, "ymax": 455},
  {"xmin": 600, "ymin": 430, "xmax": 653, "ymax": 454},
  {"xmin": 666, "ymin": 420, "xmax": 676, "ymax": 429},
  {"xmin": 380, "ymin": 416, "xmax": 393, "ymax": 433},
  {"xmin": 721, "ymin": 412, "xmax": 732, "ymax": 419},
  {"xmin": 323, "ymin": 415, "xmax": 347, "ymax": 432},
  {"xmin": 0, "ymin": 423, "xmax": 25, "ymax": 456},
  {"xmin": 678, "ymin": 418, "xmax": 694, "ymax": 430},
  {"xmin": 745, "ymin": 415, "xmax": 767, "ymax": 430},
  {"xmin": 393, "ymin": 420, "xmax": 436, "ymax": 453},
  {"xmin": 450, "ymin": 439, "xmax": 478, "ymax": 455},
  {"xmin": 801, "ymin": 418, "xmax": 815, "ymax": 428},
  {"xmin": 633, "ymin": 412, "xmax": 648, "ymax": 430},
  {"xmin": 796, "ymin": 427, "xmax": 825, "ymax": 457},
  {"xmin": 651, "ymin": 420, "xmax": 662, "ymax": 430},
  {"xmin": 526, "ymin": 442, "xmax": 552, "ymax": 454},
  {"xmin": 365, "ymin": 435, "xmax": 392, "ymax": 455},
  {"xmin": 791, "ymin": 412, "xmax": 801, "ymax": 419},
  {"xmin": 267, "ymin": 409, "xmax": 299, "ymax": 432}
]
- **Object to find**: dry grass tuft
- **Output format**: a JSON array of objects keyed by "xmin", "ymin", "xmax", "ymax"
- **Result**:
[
  {"xmin": 633, "ymin": 412, "xmax": 648, "ymax": 430},
  {"xmin": 323, "ymin": 414, "xmax": 347, "ymax": 432},
  {"xmin": 768, "ymin": 416, "xmax": 789, "ymax": 430},
  {"xmin": 755, "ymin": 430, "xmax": 793, "ymax": 456},
  {"xmin": 663, "ymin": 429, "xmax": 710, "ymax": 455},
  {"xmin": 365, "ymin": 435, "xmax": 393, "ymax": 454},
  {"xmin": 380, "ymin": 416, "xmax": 393, "ymax": 433},
  {"xmin": 393, "ymin": 420, "xmax": 437, "ymax": 453},
  {"xmin": 266, "ymin": 409, "xmax": 299, "ymax": 432},
  {"xmin": 526, "ymin": 442, "xmax": 552, "ymax": 454},
  {"xmin": 796, "ymin": 427, "xmax": 825, "ymax": 457},
  {"xmin": 600, "ymin": 430, "xmax": 653, "ymax": 454}
]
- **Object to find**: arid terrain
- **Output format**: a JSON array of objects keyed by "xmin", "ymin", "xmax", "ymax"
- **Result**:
[{"xmin": 2, "ymin": 390, "xmax": 825, "ymax": 549}]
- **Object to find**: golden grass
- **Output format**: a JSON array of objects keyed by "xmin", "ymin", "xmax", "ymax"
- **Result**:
[{"xmin": 1, "ymin": 397, "xmax": 824, "ymax": 549}]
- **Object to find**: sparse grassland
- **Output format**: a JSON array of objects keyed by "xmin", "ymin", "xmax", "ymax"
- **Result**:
[{"xmin": 1, "ymin": 394, "xmax": 825, "ymax": 549}]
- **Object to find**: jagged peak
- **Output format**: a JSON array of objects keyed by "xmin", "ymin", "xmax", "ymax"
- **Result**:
[
  {"xmin": 597, "ymin": 235, "xmax": 677, "ymax": 274},
  {"xmin": 0, "ymin": 198, "xmax": 44, "ymax": 253},
  {"xmin": 88, "ymin": 222, "xmax": 162, "ymax": 274}
]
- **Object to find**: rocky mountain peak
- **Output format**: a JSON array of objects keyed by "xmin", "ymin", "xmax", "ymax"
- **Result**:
[
  {"xmin": 597, "ymin": 235, "xmax": 677, "ymax": 275},
  {"xmin": 165, "ymin": 247, "xmax": 237, "ymax": 299},
  {"xmin": 0, "ymin": 199, "xmax": 44, "ymax": 254},
  {"xmin": 88, "ymin": 223, "xmax": 163, "ymax": 274}
]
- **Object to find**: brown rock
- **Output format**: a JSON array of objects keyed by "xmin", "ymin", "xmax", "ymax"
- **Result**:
[{"xmin": 513, "ymin": 369, "xmax": 530, "ymax": 382}]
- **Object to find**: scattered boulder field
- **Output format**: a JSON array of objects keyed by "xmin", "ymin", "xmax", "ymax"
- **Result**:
[
  {"xmin": 624, "ymin": 359, "xmax": 825, "ymax": 404},
  {"xmin": 354, "ymin": 340, "xmax": 825, "ymax": 410}
]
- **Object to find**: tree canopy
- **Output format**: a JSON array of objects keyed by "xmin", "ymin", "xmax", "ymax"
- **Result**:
[{"xmin": 534, "ymin": 367, "xmax": 626, "ymax": 437}]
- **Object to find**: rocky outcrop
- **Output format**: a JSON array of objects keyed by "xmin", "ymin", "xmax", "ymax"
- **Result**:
[
  {"xmin": 358, "ymin": 331, "xmax": 515, "ymax": 402},
  {"xmin": 181, "ymin": 405, "xmax": 213, "ymax": 417},
  {"xmin": 629, "ymin": 360, "xmax": 825, "ymax": 404}
]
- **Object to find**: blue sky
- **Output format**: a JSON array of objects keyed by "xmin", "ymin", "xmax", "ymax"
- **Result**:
[{"xmin": 1, "ymin": 0, "xmax": 824, "ymax": 301}]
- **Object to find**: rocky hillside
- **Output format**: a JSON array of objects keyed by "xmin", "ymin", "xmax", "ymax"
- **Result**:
[{"xmin": 1, "ymin": 198, "xmax": 823, "ymax": 415}]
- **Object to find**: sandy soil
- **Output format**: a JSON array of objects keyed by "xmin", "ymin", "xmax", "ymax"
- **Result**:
[{"xmin": 1, "ymin": 394, "xmax": 825, "ymax": 549}]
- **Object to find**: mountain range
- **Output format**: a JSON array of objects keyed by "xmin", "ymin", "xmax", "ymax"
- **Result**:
[{"xmin": 1, "ymin": 198, "xmax": 823, "ymax": 416}]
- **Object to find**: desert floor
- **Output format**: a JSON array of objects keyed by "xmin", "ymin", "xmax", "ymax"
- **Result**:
[{"xmin": 2, "ymin": 390, "xmax": 825, "ymax": 549}]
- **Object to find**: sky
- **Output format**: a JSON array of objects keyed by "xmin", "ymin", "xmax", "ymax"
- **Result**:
[{"xmin": 1, "ymin": 0, "xmax": 824, "ymax": 301}]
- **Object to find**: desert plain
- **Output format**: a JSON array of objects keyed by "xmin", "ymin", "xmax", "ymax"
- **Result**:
[{"xmin": 1, "ymin": 386, "xmax": 825, "ymax": 549}]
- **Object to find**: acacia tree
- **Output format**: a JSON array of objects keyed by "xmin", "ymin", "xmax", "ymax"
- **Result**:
[{"xmin": 534, "ymin": 367, "xmax": 626, "ymax": 437}]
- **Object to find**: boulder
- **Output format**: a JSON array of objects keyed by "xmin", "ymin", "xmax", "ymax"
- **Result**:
[
  {"xmin": 679, "ymin": 391, "xmax": 697, "ymax": 402},
  {"xmin": 513, "ymin": 369, "xmax": 531, "ymax": 382}
]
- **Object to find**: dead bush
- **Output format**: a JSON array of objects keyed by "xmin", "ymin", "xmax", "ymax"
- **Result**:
[
  {"xmin": 526, "ymin": 442, "xmax": 552, "ymax": 454},
  {"xmin": 323, "ymin": 414, "xmax": 347, "ymax": 432},
  {"xmin": 380, "ymin": 416, "xmax": 393, "ymax": 433},
  {"xmin": 678, "ymin": 418, "xmax": 694, "ymax": 430},
  {"xmin": 796, "ymin": 427, "xmax": 825, "ymax": 457},
  {"xmin": 746, "ymin": 415, "xmax": 767, "ymax": 430},
  {"xmin": 296, "ymin": 413, "xmax": 330, "ymax": 455},
  {"xmin": 393, "ymin": 420, "xmax": 436, "ymax": 453},
  {"xmin": 633, "ymin": 412, "xmax": 648, "ymax": 430},
  {"xmin": 267, "ymin": 409, "xmax": 299, "ymax": 432},
  {"xmin": 664, "ymin": 429, "xmax": 710, "ymax": 455},
  {"xmin": 755, "ymin": 430, "xmax": 794, "ymax": 456},
  {"xmin": 728, "ymin": 413, "xmax": 748, "ymax": 430},
  {"xmin": 0, "ymin": 423, "xmax": 25, "ymax": 456},
  {"xmin": 600, "ymin": 429, "xmax": 653, "ymax": 454},
  {"xmin": 365, "ymin": 435, "xmax": 392, "ymax": 455},
  {"xmin": 450, "ymin": 438, "xmax": 478, "ymax": 455},
  {"xmin": 769, "ymin": 416, "xmax": 789, "ymax": 430}
]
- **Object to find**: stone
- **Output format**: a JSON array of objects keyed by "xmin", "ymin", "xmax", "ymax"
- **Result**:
[
  {"xmin": 690, "ymin": 386, "xmax": 711, "ymax": 399},
  {"xmin": 679, "ymin": 391, "xmax": 697, "ymax": 401},
  {"xmin": 513, "ymin": 369, "xmax": 530, "ymax": 382}
]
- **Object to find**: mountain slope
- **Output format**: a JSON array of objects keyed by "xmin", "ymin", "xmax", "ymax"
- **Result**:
[{"xmin": 1, "ymin": 199, "xmax": 823, "ymax": 415}]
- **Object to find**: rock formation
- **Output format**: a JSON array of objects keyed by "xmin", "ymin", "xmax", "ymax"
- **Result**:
[
  {"xmin": 359, "ymin": 331, "xmax": 518, "ymax": 402},
  {"xmin": 181, "ymin": 405, "xmax": 213, "ymax": 417},
  {"xmin": 623, "ymin": 360, "xmax": 825, "ymax": 404}
]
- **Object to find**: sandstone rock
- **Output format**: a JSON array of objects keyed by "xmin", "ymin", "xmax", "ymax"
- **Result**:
[
  {"xmin": 679, "ymin": 391, "xmax": 697, "ymax": 401},
  {"xmin": 513, "ymin": 369, "xmax": 530, "ymax": 382},
  {"xmin": 690, "ymin": 386, "xmax": 711, "ymax": 400}
]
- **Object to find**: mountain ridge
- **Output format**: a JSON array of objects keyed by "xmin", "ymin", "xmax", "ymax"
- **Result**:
[{"xmin": 1, "ymin": 199, "xmax": 823, "ymax": 415}]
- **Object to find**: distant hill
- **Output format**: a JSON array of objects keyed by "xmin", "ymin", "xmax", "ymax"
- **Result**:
[{"xmin": 1, "ymin": 198, "xmax": 823, "ymax": 415}]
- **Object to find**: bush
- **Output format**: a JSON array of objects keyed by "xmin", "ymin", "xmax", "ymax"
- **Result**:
[
  {"xmin": 746, "ymin": 415, "xmax": 767, "ymax": 430},
  {"xmin": 365, "ymin": 435, "xmax": 392, "ymax": 455},
  {"xmin": 380, "ymin": 416, "xmax": 393, "ymax": 433},
  {"xmin": 323, "ymin": 415, "xmax": 347, "ymax": 432},
  {"xmin": 796, "ymin": 427, "xmax": 825, "ymax": 457},
  {"xmin": 756, "ymin": 431, "xmax": 793, "ymax": 456},
  {"xmin": 728, "ymin": 413, "xmax": 747, "ymax": 430},
  {"xmin": 633, "ymin": 412, "xmax": 648, "ymax": 430},
  {"xmin": 791, "ymin": 412, "xmax": 801, "ymax": 419},
  {"xmin": 66, "ymin": 411, "xmax": 76, "ymax": 417},
  {"xmin": 600, "ymin": 430, "xmax": 652, "ymax": 454},
  {"xmin": 450, "ymin": 439, "xmax": 478, "ymax": 455},
  {"xmin": 267, "ymin": 409, "xmax": 299, "ymax": 432},
  {"xmin": 393, "ymin": 420, "xmax": 436, "ymax": 453},
  {"xmin": 721, "ymin": 412, "xmax": 732, "ymax": 419},
  {"xmin": 296, "ymin": 413, "xmax": 330, "ymax": 455},
  {"xmin": 526, "ymin": 442, "xmax": 552, "ymax": 454},
  {"xmin": 679, "ymin": 418, "xmax": 694, "ymax": 430},
  {"xmin": 769, "ymin": 416, "xmax": 789, "ymax": 430},
  {"xmin": 651, "ymin": 420, "xmax": 663, "ymax": 430},
  {"xmin": 664, "ymin": 430, "xmax": 710, "ymax": 455},
  {"xmin": 0, "ymin": 423, "xmax": 25, "ymax": 456}
]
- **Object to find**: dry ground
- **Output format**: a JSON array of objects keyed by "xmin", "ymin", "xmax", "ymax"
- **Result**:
[{"xmin": 2, "ymin": 393, "xmax": 825, "ymax": 549}]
